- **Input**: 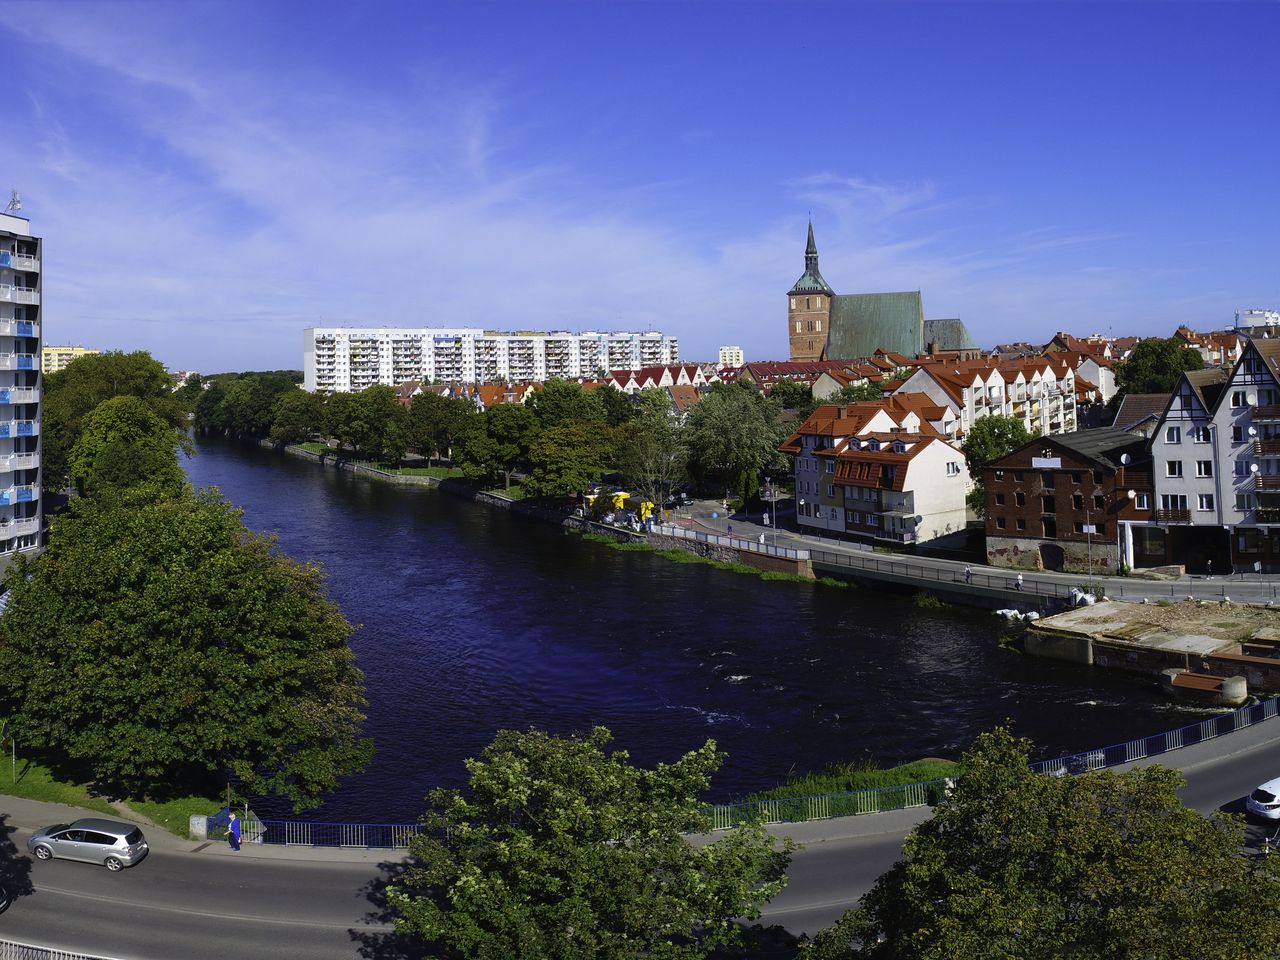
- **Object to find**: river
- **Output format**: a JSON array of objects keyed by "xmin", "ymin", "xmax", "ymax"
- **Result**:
[{"xmin": 185, "ymin": 438, "xmax": 1192, "ymax": 823}]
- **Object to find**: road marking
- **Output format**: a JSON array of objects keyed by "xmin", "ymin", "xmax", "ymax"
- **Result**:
[{"xmin": 34, "ymin": 883, "xmax": 396, "ymax": 932}]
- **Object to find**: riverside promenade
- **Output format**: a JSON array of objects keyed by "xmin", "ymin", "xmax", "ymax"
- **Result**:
[{"xmin": 675, "ymin": 496, "xmax": 1280, "ymax": 607}]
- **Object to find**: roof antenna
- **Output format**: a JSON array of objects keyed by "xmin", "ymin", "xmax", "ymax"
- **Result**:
[{"xmin": 5, "ymin": 190, "xmax": 20, "ymax": 214}]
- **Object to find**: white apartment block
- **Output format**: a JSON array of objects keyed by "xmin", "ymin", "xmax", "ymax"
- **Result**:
[
  {"xmin": 304, "ymin": 327, "xmax": 679, "ymax": 393},
  {"xmin": 0, "ymin": 205, "xmax": 43, "ymax": 570},
  {"xmin": 894, "ymin": 358, "xmax": 1078, "ymax": 439},
  {"xmin": 718, "ymin": 344, "xmax": 744, "ymax": 368}
]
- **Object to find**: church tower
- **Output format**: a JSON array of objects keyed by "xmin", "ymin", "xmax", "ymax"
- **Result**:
[{"xmin": 787, "ymin": 221, "xmax": 834, "ymax": 361}]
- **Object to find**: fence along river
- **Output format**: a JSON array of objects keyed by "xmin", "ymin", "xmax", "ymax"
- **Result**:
[{"xmin": 185, "ymin": 438, "xmax": 1203, "ymax": 824}]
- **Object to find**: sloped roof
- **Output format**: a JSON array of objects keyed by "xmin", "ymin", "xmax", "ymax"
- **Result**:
[
  {"xmin": 923, "ymin": 318, "xmax": 978, "ymax": 351},
  {"xmin": 1112, "ymin": 393, "xmax": 1170, "ymax": 430},
  {"xmin": 1183, "ymin": 367, "xmax": 1230, "ymax": 413},
  {"xmin": 825, "ymin": 292, "xmax": 924, "ymax": 361},
  {"xmin": 1042, "ymin": 427, "xmax": 1150, "ymax": 471}
]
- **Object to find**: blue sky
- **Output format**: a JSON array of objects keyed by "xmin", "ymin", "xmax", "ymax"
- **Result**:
[{"xmin": 4, "ymin": 1, "xmax": 1278, "ymax": 371}]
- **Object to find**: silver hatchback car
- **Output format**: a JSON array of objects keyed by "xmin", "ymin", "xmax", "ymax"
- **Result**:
[{"xmin": 27, "ymin": 818, "xmax": 148, "ymax": 872}]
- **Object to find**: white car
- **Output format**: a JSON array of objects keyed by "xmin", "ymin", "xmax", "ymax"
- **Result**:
[{"xmin": 1246, "ymin": 777, "xmax": 1280, "ymax": 819}]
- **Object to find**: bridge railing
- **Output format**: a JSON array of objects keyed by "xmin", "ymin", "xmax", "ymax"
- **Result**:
[
  {"xmin": 807, "ymin": 547, "xmax": 1076, "ymax": 599},
  {"xmin": 653, "ymin": 523, "xmax": 810, "ymax": 560}
]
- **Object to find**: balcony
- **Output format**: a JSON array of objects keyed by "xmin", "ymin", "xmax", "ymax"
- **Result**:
[
  {"xmin": 1155, "ymin": 508, "xmax": 1191, "ymax": 523},
  {"xmin": 0, "ymin": 485, "xmax": 37, "ymax": 506},
  {"xmin": 0, "ymin": 320, "xmax": 37, "ymax": 338},
  {"xmin": 0, "ymin": 453, "xmax": 38, "ymax": 472},
  {"xmin": 0, "ymin": 285, "xmax": 38, "ymax": 305},
  {"xmin": 0, "ymin": 253, "xmax": 39, "ymax": 271},
  {"xmin": 875, "ymin": 528, "xmax": 917, "ymax": 544},
  {"xmin": 0, "ymin": 516, "xmax": 40, "ymax": 537},
  {"xmin": 0, "ymin": 388, "xmax": 37, "ymax": 405},
  {"xmin": 1258, "ymin": 507, "xmax": 1280, "ymax": 524},
  {"xmin": 1255, "ymin": 405, "xmax": 1280, "ymax": 422},
  {"xmin": 1257, "ymin": 439, "xmax": 1280, "ymax": 457},
  {"xmin": 1257, "ymin": 476, "xmax": 1280, "ymax": 492},
  {"xmin": 0, "ymin": 420, "xmax": 37, "ymax": 438}
]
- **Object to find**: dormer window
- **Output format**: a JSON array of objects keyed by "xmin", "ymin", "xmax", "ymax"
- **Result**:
[{"xmin": 892, "ymin": 441, "xmax": 906, "ymax": 453}]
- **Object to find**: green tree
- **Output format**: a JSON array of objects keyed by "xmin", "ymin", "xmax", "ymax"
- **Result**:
[
  {"xmin": 68, "ymin": 395, "xmax": 187, "ymax": 500},
  {"xmin": 599, "ymin": 385, "xmax": 640, "ymax": 426},
  {"xmin": 0, "ymin": 487, "xmax": 373, "ymax": 808},
  {"xmin": 390, "ymin": 726, "xmax": 792, "ymax": 960},
  {"xmin": 807, "ymin": 727, "xmax": 1280, "ymax": 960},
  {"xmin": 684, "ymin": 383, "xmax": 785, "ymax": 505},
  {"xmin": 173, "ymin": 372, "xmax": 205, "ymax": 412},
  {"xmin": 322, "ymin": 386, "xmax": 407, "ymax": 460},
  {"xmin": 619, "ymin": 407, "xmax": 687, "ymax": 510},
  {"xmin": 826, "ymin": 381, "xmax": 884, "ymax": 404},
  {"xmin": 1114, "ymin": 337, "xmax": 1204, "ymax": 399},
  {"xmin": 960, "ymin": 414, "xmax": 1035, "ymax": 516},
  {"xmin": 41, "ymin": 350, "xmax": 184, "ymax": 491},
  {"xmin": 769, "ymin": 378, "xmax": 813, "ymax": 412},
  {"xmin": 407, "ymin": 392, "xmax": 478, "ymax": 463},
  {"xmin": 268, "ymin": 388, "xmax": 324, "ymax": 447},
  {"xmin": 527, "ymin": 379, "xmax": 607, "ymax": 428},
  {"xmin": 204, "ymin": 372, "xmax": 301, "ymax": 437},
  {"xmin": 455, "ymin": 404, "xmax": 540, "ymax": 490},
  {"xmin": 524, "ymin": 421, "xmax": 617, "ymax": 499}
]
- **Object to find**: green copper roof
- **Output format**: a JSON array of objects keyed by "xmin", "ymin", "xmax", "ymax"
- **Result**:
[
  {"xmin": 789, "ymin": 221, "xmax": 833, "ymax": 295},
  {"xmin": 923, "ymin": 318, "xmax": 978, "ymax": 350},
  {"xmin": 825, "ymin": 291, "xmax": 924, "ymax": 360}
]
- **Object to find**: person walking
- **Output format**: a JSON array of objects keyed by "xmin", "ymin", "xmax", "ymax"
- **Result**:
[
  {"xmin": 1015, "ymin": 573, "xmax": 1024, "ymax": 592},
  {"xmin": 227, "ymin": 811, "xmax": 242, "ymax": 852},
  {"xmin": 964, "ymin": 565, "xmax": 972, "ymax": 584}
]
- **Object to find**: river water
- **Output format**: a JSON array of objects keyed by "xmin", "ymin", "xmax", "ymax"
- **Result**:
[{"xmin": 184, "ymin": 439, "xmax": 1193, "ymax": 823}]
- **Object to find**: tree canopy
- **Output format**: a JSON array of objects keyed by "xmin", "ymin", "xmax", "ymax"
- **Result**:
[
  {"xmin": 527, "ymin": 379, "xmax": 608, "ymax": 428},
  {"xmin": 826, "ymin": 382, "xmax": 884, "ymax": 405},
  {"xmin": 41, "ymin": 350, "xmax": 184, "ymax": 491},
  {"xmin": 0, "ymin": 487, "xmax": 373, "ymax": 808},
  {"xmin": 808, "ymin": 727, "xmax": 1280, "ymax": 960},
  {"xmin": 1114, "ymin": 337, "xmax": 1204, "ymax": 398},
  {"xmin": 455, "ymin": 404, "xmax": 540, "ymax": 490},
  {"xmin": 68, "ymin": 395, "xmax": 187, "ymax": 500},
  {"xmin": 683, "ymin": 383, "xmax": 785, "ymax": 505},
  {"xmin": 524, "ymin": 421, "xmax": 617, "ymax": 499},
  {"xmin": 390, "ymin": 726, "xmax": 791, "ymax": 960}
]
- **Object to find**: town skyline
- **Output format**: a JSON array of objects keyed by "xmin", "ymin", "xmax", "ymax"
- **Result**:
[{"xmin": 5, "ymin": 0, "xmax": 1278, "ymax": 371}]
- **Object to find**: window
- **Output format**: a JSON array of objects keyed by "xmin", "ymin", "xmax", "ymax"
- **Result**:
[
  {"xmin": 1236, "ymin": 494, "xmax": 1256, "ymax": 511},
  {"xmin": 1074, "ymin": 522, "xmax": 1086, "ymax": 534},
  {"xmin": 1198, "ymin": 494, "xmax": 1215, "ymax": 511},
  {"xmin": 1016, "ymin": 518, "xmax": 1027, "ymax": 531},
  {"xmin": 1042, "ymin": 518, "xmax": 1057, "ymax": 537},
  {"xmin": 946, "ymin": 462, "xmax": 960, "ymax": 476},
  {"xmin": 1161, "ymin": 494, "xmax": 1188, "ymax": 511},
  {"xmin": 1236, "ymin": 460, "xmax": 1255, "ymax": 477},
  {"xmin": 830, "ymin": 508, "xmax": 837, "ymax": 520},
  {"xmin": 1041, "ymin": 496, "xmax": 1054, "ymax": 513},
  {"xmin": 816, "ymin": 320, "xmax": 822, "ymax": 331},
  {"xmin": 1094, "ymin": 494, "xmax": 1105, "ymax": 510},
  {"xmin": 1135, "ymin": 493, "xmax": 1150, "ymax": 510},
  {"xmin": 996, "ymin": 517, "xmax": 1007, "ymax": 529},
  {"xmin": 1234, "ymin": 425, "xmax": 1246, "ymax": 443},
  {"xmin": 1071, "ymin": 472, "xmax": 1082, "ymax": 484},
  {"xmin": 1166, "ymin": 460, "xmax": 1183, "ymax": 478},
  {"xmin": 1196, "ymin": 460, "xmax": 1213, "ymax": 478},
  {"xmin": 825, "ymin": 460, "xmax": 834, "ymax": 474},
  {"xmin": 994, "ymin": 469, "xmax": 1005, "ymax": 482},
  {"xmin": 1015, "ymin": 492, "xmax": 1026, "ymax": 507},
  {"xmin": 995, "ymin": 493, "xmax": 1006, "ymax": 506},
  {"xmin": 1165, "ymin": 426, "xmax": 1181, "ymax": 444},
  {"xmin": 826, "ymin": 485, "xmax": 834, "ymax": 497},
  {"xmin": 1192, "ymin": 426, "xmax": 1211, "ymax": 443},
  {"xmin": 1240, "ymin": 528, "xmax": 1263, "ymax": 552},
  {"xmin": 1073, "ymin": 494, "xmax": 1083, "ymax": 510},
  {"xmin": 790, "ymin": 298, "xmax": 796, "ymax": 309},
  {"xmin": 795, "ymin": 321, "xmax": 801, "ymax": 333},
  {"xmin": 1232, "ymin": 391, "xmax": 1246, "ymax": 408}
]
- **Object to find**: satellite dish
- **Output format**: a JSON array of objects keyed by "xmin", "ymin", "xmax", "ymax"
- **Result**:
[
  {"xmin": 1120, "ymin": 453, "xmax": 1130, "ymax": 465},
  {"xmin": 1248, "ymin": 393, "xmax": 1258, "ymax": 406},
  {"xmin": 1252, "ymin": 463, "xmax": 1261, "ymax": 473},
  {"xmin": 1127, "ymin": 489, "xmax": 1136, "ymax": 500},
  {"xmin": 1250, "ymin": 426, "xmax": 1259, "ymax": 437}
]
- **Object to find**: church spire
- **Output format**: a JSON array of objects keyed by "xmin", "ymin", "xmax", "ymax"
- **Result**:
[{"xmin": 790, "ymin": 219, "xmax": 833, "ymax": 295}]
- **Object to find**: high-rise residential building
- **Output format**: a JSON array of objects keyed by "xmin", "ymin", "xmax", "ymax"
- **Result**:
[
  {"xmin": 304, "ymin": 326, "xmax": 680, "ymax": 393},
  {"xmin": 41, "ymin": 344, "xmax": 100, "ymax": 374},
  {"xmin": 718, "ymin": 345, "xmax": 744, "ymax": 368},
  {"xmin": 0, "ymin": 203, "xmax": 43, "ymax": 571}
]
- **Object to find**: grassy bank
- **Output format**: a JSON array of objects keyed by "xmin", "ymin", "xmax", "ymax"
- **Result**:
[
  {"xmin": 743, "ymin": 758, "xmax": 960, "ymax": 803},
  {"xmin": 0, "ymin": 757, "xmax": 223, "ymax": 838},
  {"xmin": 575, "ymin": 530, "xmax": 849, "ymax": 588}
]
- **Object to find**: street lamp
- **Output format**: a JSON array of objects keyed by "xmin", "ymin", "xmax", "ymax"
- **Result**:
[{"xmin": 799, "ymin": 498, "xmax": 806, "ymax": 532}]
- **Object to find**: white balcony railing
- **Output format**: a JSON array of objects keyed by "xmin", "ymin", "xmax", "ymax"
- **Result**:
[
  {"xmin": 2, "ymin": 253, "xmax": 39, "ymax": 271},
  {"xmin": 0, "ymin": 321, "xmax": 38, "ymax": 338},
  {"xmin": 0, "ymin": 516, "xmax": 40, "ymax": 537},
  {"xmin": 0, "ymin": 285, "xmax": 38, "ymax": 305},
  {"xmin": 0, "ymin": 388, "xmax": 37, "ymax": 404},
  {"xmin": 0, "ymin": 453, "xmax": 38, "ymax": 472}
]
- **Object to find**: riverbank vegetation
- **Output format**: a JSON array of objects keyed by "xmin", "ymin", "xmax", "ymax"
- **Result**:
[
  {"xmin": 743, "ymin": 758, "xmax": 959, "ymax": 804},
  {"xmin": 6, "ymin": 352, "xmax": 372, "ymax": 814},
  {"xmin": 185, "ymin": 370, "xmax": 793, "ymax": 514}
]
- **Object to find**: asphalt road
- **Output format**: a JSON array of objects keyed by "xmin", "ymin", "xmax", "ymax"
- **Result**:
[{"xmin": 5, "ymin": 727, "xmax": 1280, "ymax": 958}]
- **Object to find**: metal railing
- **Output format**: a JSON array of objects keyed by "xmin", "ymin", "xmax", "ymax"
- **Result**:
[
  {"xmin": 0, "ymin": 940, "xmax": 127, "ymax": 960},
  {"xmin": 807, "ymin": 547, "xmax": 1076, "ymax": 599},
  {"xmin": 653, "ymin": 523, "xmax": 810, "ymax": 561},
  {"xmin": 706, "ymin": 695, "xmax": 1280, "ymax": 830}
]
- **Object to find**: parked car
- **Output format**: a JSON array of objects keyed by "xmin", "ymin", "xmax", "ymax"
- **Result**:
[
  {"xmin": 27, "ymin": 818, "xmax": 148, "ymax": 871},
  {"xmin": 1246, "ymin": 777, "xmax": 1280, "ymax": 819}
]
